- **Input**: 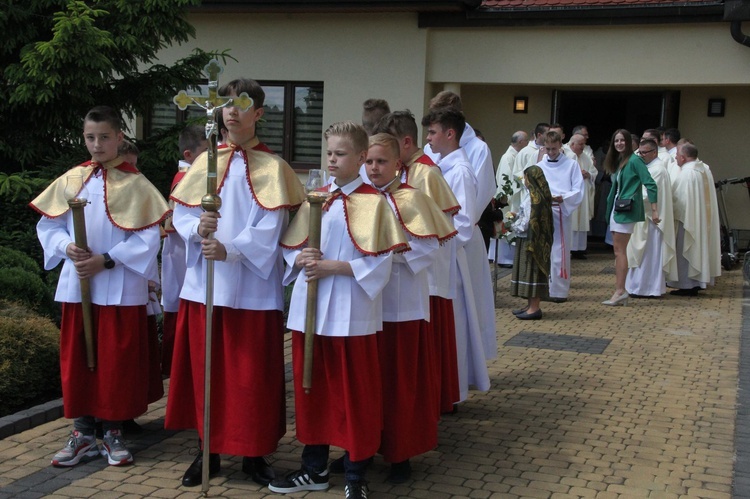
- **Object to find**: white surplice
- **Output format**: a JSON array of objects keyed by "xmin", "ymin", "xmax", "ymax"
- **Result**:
[
  {"xmin": 439, "ymin": 148, "xmax": 492, "ymax": 400},
  {"xmin": 513, "ymin": 141, "xmax": 544, "ymax": 184},
  {"xmin": 397, "ymin": 168, "xmax": 458, "ymax": 301},
  {"xmin": 625, "ymin": 157, "xmax": 677, "ymax": 296},
  {"xmin": 284, "ymin": 178, "xmax": 394, "ymax": 337},
  {"xmin": 490, "ymin": 145, "xmax": 520, "ymax": 265},
  {"xmin": 174, "ymin": 152, "xmax": 288, "ymax": 311},
  {"xmin": 37, "ymin": 172, "xmax": 159, "ymax": 306},
  {"xmin": 161, "ymin": 160, "xmax": 190, "ymax": 314},
  {"xmin": 536, "ymin": 154, "xmax": 585, "ymax": 298},
  {"xmin": 496, "ymin": 145, "xmax": 519, "ymax": 208},
  {"xmin": 425, "ymin": 122, "xmax": 496, "ymax": 210},
  {"xmin": 379, "ymin": 186, "xmax": 437, "ymax": 322}
]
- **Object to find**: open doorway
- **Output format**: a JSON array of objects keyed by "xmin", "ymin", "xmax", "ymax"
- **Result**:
[{"xmin": 553, "ymin": 90, "xmax": 679, "ymax": 151}]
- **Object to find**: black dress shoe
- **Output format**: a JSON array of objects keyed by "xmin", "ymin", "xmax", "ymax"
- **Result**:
[
  {"xmin": 182, "ymin": 452, "xmax": 220, "ymax": 487},
  {"xmin": 516, "ymin": 309, "xmax": 543, "ymax": 320},
  {"xmin": 547, "ymin": 297, "xmax": 567, "ymax": 303},
  {"xmin": 670, "ymin": 287, "xmax": 700, "ymax": 296},
  {"xmin": 242, "ymin": 456, "xmax": 275, "ymax": 486},
  {"xmin": 512, "ymin": 306, "xmax": 529, "ymax": 316}
]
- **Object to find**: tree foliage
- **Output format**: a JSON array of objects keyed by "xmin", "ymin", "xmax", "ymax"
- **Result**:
[{"xmin": 0, "ymin": 0, "xmax": 212, "ymax": 179}]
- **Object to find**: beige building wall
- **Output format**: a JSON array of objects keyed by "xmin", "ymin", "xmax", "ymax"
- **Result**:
[
  {"xmin": 427, "ymin": 23, "xmax": 750, "ymax": 86},
  {"xmin": 155, "ymin": 12, "xmax": 429, "ymax": 164},
  {"xmin": 155, "ymin": 13, "xmax": 750, "ymax": 229}
]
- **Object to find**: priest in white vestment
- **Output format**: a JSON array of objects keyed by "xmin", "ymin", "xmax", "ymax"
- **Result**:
[
  {"xmin": 625, "ymin": 140, "xmax": 677, "ymax": 296},
  {"xmin": 666, "ymin": 143, "xmax": 721, "ymax": 295},
  {"xmin": 536, "ymin": 131, "xmax": 585, "ymax": 300},
  {"xmin": 564, "ymin": 134, "xmax": 597, "ymax": 254},
  {"xmin": 490, "ymin": 130, "xmax": 528, "ymax": 265}
]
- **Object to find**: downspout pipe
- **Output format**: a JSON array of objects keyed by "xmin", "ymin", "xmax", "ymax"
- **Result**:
[{"xmin": 731, "ymin": 21, "xmax": 750, "ymax": 47}]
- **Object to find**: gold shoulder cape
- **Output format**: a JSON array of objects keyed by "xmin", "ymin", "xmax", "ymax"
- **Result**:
[
  {"xmin": 281, "ymin": 184, "xmax": 410, "ymax": 256},
  {"xmin": 170, "ymin": 143, "xmax": 306, "ymax": 211},
  {"xmin": 387, "ymin": 181, "xmax": 457, "ymax": 243},
  {"xmin": 29, "ymin": 158, "xmax": 170, "ymax": 231},
  {"xmin": 405, "ymin": 153, "xmax": 460, "ymax": 216}
]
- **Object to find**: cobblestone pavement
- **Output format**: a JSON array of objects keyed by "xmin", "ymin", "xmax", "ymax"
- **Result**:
[{"xmin": 0, "ymin": 251, "xmax": 747, "ymax": 498}]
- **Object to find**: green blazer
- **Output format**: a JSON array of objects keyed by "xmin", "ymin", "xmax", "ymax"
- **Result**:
[{"xmin": 606, "ymin": 154, "xmax": 658, "ymax": 224}]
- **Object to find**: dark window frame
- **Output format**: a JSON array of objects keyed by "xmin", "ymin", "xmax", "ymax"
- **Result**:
[{"xmin": 257, "ymin": 80, "xmax": 324, "ymax": 172}]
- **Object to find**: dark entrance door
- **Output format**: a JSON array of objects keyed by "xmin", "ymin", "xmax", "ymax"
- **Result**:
[{"xmin": 552, "ymin": 90, "xmax": 679, "ymax": 152}]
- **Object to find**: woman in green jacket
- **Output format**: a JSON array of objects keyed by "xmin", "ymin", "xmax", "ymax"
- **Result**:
[{"xmin": 603, "ymin": 129, "xmax": 660, "ymax": 306}]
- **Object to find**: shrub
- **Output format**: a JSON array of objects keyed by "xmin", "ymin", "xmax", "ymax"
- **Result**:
[
  {"xmin": 0, "ymin": 267, "xmax": 57, "ymax": 319},
  {"xmin": 0, "ymin": 245, "xmax": 43, "ymax": 276},
  {"xmin": 0, "ymin": 301, "xmax": 61, "ymax": 416}
]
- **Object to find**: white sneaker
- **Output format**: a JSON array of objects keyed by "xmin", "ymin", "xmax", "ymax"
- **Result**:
[
  {"xmin": 100, "ymin": 429, "xmax": 133, "ymax": 466},
  {"xmin": 51, "ymin": 430, "xmax": 99, "ymax": 467}
]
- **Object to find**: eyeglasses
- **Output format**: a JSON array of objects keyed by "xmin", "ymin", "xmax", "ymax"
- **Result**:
[{"xmin": 639, "ymin": 149, "xmax": 656, "ymax": 155}]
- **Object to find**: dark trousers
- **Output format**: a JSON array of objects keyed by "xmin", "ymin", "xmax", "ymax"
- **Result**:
[{"xmin": 302, "ymin": 444, "xmax": 371, "ymax": 483}]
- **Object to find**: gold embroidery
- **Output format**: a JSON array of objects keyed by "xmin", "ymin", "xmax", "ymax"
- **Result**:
[{"xmin": 30, "ymin": 157, "xmax": 170, "ymax": 231}]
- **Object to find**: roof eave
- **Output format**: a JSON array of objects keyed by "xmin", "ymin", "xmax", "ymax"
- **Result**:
[
  {"xmin": 191, "ymin": 0, "xmax": 482, "ymax": 14},
  {"xmin": 419, "ymin": 3, "xmax": 725, "ymax": 27}
]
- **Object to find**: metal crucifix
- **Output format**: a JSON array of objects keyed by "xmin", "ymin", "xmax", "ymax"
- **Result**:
[{"xmin": 173, "ymin": 59, "xmax": 253, "ymax": 496}]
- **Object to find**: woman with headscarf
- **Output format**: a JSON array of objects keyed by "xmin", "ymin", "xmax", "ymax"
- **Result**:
[{"xmin": 509, "ymin": 164, "xmax": 554, "ymax": 320}]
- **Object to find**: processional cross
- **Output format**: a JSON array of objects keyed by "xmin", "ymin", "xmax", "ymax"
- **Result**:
[{"xmin": 173, "ymin": 59, "xmax": 253, "ymax": 496}]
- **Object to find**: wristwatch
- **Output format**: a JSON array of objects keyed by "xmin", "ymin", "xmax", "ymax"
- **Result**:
[{"xmin": 103, "ymin": 252, "xmax": 115, "ymax": 269}]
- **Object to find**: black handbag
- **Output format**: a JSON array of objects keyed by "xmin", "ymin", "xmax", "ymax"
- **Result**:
[
  {"xmin": 614, "ymin": 198, "xmax": 633, "ymax": 212},
  {"xmin": 613, "ymin": 167, "xmax": 633, "ymax": 212}
]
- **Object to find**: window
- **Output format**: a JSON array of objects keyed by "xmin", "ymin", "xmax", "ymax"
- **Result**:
[
  {"xmin": 145, "ymin": 80, "xmax": 325, "ymax": 171},
  {"xmin": 145, "ymin": 83, "xmax": 209, "ymax": 134},
  {"xmin": 257, "ymin": 81, "xmax": 324, "ymax": 171}
]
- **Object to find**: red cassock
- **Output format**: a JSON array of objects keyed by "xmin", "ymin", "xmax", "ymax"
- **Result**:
[
  {"xmin": 146, "ymin": 315, "xmax": 164, "ymax": 404},
  {"xmin": 292, "ymin": 332, "xmax": 382, "ymax": 462},
  {"xmin": 165, "ymin": 300, "xmax": 286, "ymax": 457},
  {"xmin": 60, "ymin": 303, "xmax": 150, "ymax": 421},
  {"xmin": 160, "ymin": 311, "xmax": 177, "ymax": 376},
  {"xmin": 431, "ymin": 296, "xmax": 460, "ymax": 414},
  {"xmin": 377, "ymin": 320, "xmax": 439, "ymax": 463}
]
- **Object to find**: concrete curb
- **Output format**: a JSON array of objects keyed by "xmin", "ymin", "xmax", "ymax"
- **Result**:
[{"xmin": 0, "ymin": 398, "xmax": 63, "ymax": 440}]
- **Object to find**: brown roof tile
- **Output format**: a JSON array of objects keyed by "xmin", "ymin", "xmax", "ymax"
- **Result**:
[{"xmin": 481, "ymin": 0, "xmax": 715, "ymax": 7}]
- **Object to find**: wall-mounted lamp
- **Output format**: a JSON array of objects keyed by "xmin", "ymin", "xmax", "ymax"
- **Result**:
[
  {"xmin": 707, "ymin": 98, "xmax": 725, "ymax": 117},
  {"xmin": 513, "ymin": 96, "xmax": 528, "ymax": 114}
]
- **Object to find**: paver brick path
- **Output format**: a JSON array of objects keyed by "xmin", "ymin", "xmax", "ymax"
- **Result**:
[{"xmin": 1, "ymin": 252, "xmax": 747, "ymax": 498}]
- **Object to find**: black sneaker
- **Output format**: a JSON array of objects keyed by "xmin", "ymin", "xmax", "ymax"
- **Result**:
[
  {"xmin": 268, "ymin": 468, "xmax": 329, "ymax": 493},
  {"xmin": 345, "ymin": 481, "xmax": 369, "ymax": 499}
]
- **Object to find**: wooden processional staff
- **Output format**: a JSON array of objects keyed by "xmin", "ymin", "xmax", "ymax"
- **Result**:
[
  {"xmin": 303, "ymin": 171, "xmax": 329, "ymax": 393},
  {"xmin": 173, "ymin": 59, "xmax": 253, "ymax": 496},
  {"xmin": 65, "ymin": 175, "xmax": 96, "ymax": 370}
]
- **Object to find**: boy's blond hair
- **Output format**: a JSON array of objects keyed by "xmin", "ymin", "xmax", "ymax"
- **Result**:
[
  {"xmin": 368, "ymin": 133, "xmax": 400, "ymax": 159},
  {"xmin": 324, "ymin": 121, "xmax": 368, "ymax": 153},
  {"xmin": 429, "ymin": 90, "xmax": 462, "ymax": 112}
]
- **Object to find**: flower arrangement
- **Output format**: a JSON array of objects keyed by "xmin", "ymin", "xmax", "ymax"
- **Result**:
[{"xmin": 499, "ymin": 211, "xmax": 518, "ymax": 244}]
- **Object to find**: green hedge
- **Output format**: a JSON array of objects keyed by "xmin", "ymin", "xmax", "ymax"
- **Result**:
[
  {"xmin": 0, "ymin": 301, "xmax": 61, "ymax": 416},
  {"xmin": 0, "ymin": 246, "xmax": 58, "ymax": 320}
]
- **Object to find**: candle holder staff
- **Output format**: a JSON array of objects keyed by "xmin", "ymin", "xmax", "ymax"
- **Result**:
[{"xmin": 30, "ymin": 106, "xmax": 169, "ymax": 468}]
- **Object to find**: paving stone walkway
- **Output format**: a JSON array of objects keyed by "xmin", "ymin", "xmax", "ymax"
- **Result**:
[{"xmin": 0, "ymin": 251, "xmax": 747, "ymax": 498}]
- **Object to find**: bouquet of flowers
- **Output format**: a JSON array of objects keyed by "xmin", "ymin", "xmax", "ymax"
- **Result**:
[{"xmin": 498, "ymin": 211, "xmax": 518, "ymax": 244}]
